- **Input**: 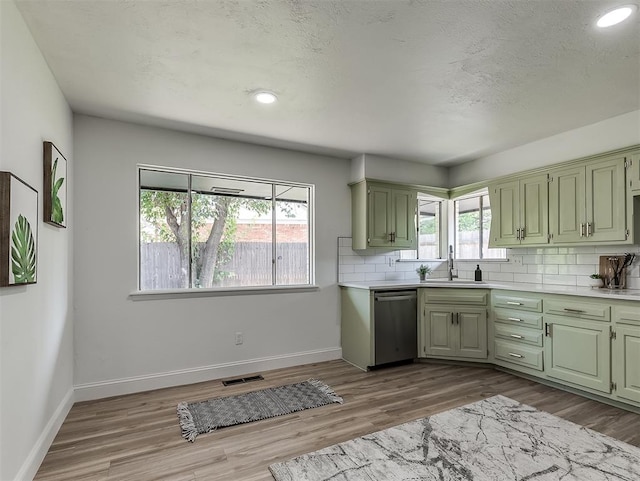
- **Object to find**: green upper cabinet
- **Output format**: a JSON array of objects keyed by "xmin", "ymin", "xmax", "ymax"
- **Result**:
[
  {"xmin": 351, "ymin": 181, "xmax": 417, "ymax": 249},
  {"xmin": 488, "ymin": 173, "xmax": 549, "ymax": 247},
  {"xmin": 628, "ymin": 150, "xmax": 640, "ymax": 193},
  {"xmin": 549, "ymin": 154, "xmax": 628, "ymax": 244}
]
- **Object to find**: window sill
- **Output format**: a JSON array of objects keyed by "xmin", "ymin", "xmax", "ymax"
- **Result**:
[{"xmin": 129, "ymin": 285, "xmax": 320, "ymax": 300}]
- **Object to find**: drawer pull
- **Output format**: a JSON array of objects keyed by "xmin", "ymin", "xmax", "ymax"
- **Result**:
[
  {"xmin": 563, "ymin": 308, "xmax": 585, "ymax": 314},
  {"xmin": 508, "ymin": 352, "xmax": 524, "ymax": 358},
  {"xmin": 510, "ymin": 334, "xmax": 524, "ymax": 339},
  {"xmin": 507, "ymin": 317, "xmax": 523, "ymax": 322},
  {"xmin": 507, "ymin": 301, "xmax": 522, "ymax": 306}
]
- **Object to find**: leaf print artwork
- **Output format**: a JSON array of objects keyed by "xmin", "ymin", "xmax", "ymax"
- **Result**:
[
  {"xmin": 51, "ymin": 158, "xmax": 64, "ymax": 224},
  {"xmin": 11, "ymin": 214, "xmax": 37, "ymax": 284}
]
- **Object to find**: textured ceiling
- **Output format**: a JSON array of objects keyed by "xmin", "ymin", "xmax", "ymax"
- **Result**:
[{"xmin": 15, "ymin": 0, "xmax": 640, "ymax": 165}]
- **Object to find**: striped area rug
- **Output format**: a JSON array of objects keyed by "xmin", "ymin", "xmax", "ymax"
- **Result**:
[{"xmin": 177, "ymin": 379, "xmax": 343, "ymax": 442}]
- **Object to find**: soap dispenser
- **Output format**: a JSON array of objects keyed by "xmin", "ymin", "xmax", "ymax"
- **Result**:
[{"xmin": 475, "ymin": 265, "xmax": 482, "ymax": 281}]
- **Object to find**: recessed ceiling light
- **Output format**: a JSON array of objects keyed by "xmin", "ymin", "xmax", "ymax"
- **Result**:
[
  {"xmin": 253, "ymin": 91, "xmax": 278, "ymax": 104},
  {"xmin": 596, "ymin": 4, "xmax": 637, "ymax": 28}
]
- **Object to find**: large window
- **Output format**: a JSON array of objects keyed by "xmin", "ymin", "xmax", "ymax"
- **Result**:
[
  {"xmin": 454, "ymin": 191, "xmax": 506, "ymax": 260},
  {"xmin": 138, "ymin": 167, "xmax": 313, "ymax": 290}
]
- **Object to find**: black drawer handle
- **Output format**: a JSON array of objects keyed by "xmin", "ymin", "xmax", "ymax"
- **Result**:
[{"xmin": 563, "ymin": 308, "xmax": 585, "ymax": 314}]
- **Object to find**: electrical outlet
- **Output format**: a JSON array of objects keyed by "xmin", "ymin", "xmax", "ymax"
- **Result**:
[{"xmin": 235, "ymin": 332, "xmax": 243, "ymax": 345}]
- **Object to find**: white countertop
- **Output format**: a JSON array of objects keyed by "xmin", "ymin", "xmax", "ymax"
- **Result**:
[{"xmin": 338, "ymin": 279, "xmax": 640, "ymax": 301}]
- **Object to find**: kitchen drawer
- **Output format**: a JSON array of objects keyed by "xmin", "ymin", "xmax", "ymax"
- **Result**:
[
  {"xmin": 614, "ymin": 306, "xmax": 640, "ymax": 326},
  {"xmin": 495, "ymin": 340, "xmax": 544, "ymax": 371},
  {"xmin": 422, "ymin": 288, "xmax": 488, "ymax": 305},
  {"xmin": 493, "ymin": 292, "xmax": 542, "ymax": 312},
  {"xmin": 494, "ymin": 324, "xmax": 543, "ymax": 347},
  {"xmin": 494, "ymin": 308, "xmax": 543, "ymax": 329},
  {"xmin": 545, "ymin": 298, "xmax": 610, "ymax": 322}
]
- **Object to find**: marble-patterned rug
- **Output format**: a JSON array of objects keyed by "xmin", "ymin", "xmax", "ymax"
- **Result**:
[{"xmin": 269, "ymin": 395, "xmax": 640, "ymax": 481}]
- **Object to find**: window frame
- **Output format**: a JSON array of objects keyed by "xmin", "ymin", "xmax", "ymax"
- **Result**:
[
  {"xmin": 452, "ymin": 189, "xmax": 506, "ymax": 261},
  {"xmin": 135, "ymin": 164, "xmax": 316, "ymax": 295}
]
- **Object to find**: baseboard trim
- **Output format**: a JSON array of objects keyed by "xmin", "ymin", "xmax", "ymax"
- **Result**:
[
  {"xmin": 74, "ymin": 347, "xmax": 342, "ymax": 402},
  {"xmin": 14, "ymin": 387, "xmax": 74, "ymax": 481}
]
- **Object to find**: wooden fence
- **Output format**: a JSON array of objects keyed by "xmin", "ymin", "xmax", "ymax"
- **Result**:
[{"xmin": 140, "ymin": 242, "xmax": 309, "ymax": 289}]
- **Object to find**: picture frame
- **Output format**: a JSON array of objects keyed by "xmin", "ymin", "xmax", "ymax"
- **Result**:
[
  {"xmin": 0, "ymin": 172, "xmax": 38, "ymax": 286},
  {"xmin": 43, "ymin": 141, "xmax": 67, "ymax": 228}
]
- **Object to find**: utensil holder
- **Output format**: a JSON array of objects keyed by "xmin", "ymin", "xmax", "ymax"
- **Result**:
[{"xmin": 606, "ymin": 266, "xmax": 627, "ymax": 289}]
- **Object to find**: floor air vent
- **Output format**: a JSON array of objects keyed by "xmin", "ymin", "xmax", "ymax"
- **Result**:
[{"xmin": 222, "ymin": 374, "xmax": 264, "ymax": 386}]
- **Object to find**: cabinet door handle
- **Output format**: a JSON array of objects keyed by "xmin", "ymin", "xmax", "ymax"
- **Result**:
[
  {"xmin": 520, "ymin": 227, "xmax": 525, "ymax": 239},
  {"xmin": 510, "ymin": 334, "xmax": 524, "ymax": 339},
  {"xmin": 580, "ymin": 223, "xmax": 585, "ymax": 237},
  {"xmin": 451, "ymin": 313, "xmax": 454, "ymax": 325},
  {"xmin": 545, "ymin": 323, "xmax": 551, "ymax": 337},
  {"xmin": 456, "ymin": 312, "xmax": 459, "ymax": 325},
  {"xmin": 516, "ymin": 228, "xmax": 521, "ymax": 240},
  {"xmin": 586, "ymin": 222, "xmax": 592, "ymax": 237},
  {"xmin": 506, "ymin": 301, "xmax": 522, "ymax": 306},
  {"xmin": 563, "ymin": 308, "xmax": 585, "ymax": 314},
  {"xmin": 508, "ymin": 352, "xmax": 524, "ymax": 358},
  {"xmin": 507, "ymin": 317, "xmax": 523, "ymax": 322}
]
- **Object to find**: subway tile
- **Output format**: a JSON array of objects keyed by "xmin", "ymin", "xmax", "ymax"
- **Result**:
[
  {"xmin": 353, "ymin": 264, "xmax": 376, "ymax": 273},
  {"xmin": 486, "ymin": 272, "xmax": 514, "ymax": 282},
  {"xmin": 500, "ymin": 262, "xmax": 528, "ymax": 273},
  {"xmin": 576, "ymin": 254, "xmax": 599, "ymax": 265},
  {"xmin": 521, "ymin": 255, "xmax": 543, "ymax": 265},
  {"xmin": 558, "ymin": 264, "xmax": 598, "ymax": 276},
  {"xmin": 341, "ymin": 273, "xmax": 365, "ymax": 282},
  {"xmin": 341, "ymin": 255, "xmax": 365, "ymax": 265},
  {"xmin": 543, "ymin": 254, "xmax": 576, "ymax": 265},
  {"xmin": 339, "ymin": 264, "xmax": 355, "ymax": 274},
  {"xmin": 513, "ymin": 273, "xmax": 543, "ymax": 284},
  {"xmin": 542, "ymin": 274, "xmax": 577, "ymax": 286},
  {"xmin": 364, "ymin": 255, "xmax": 387, "ymax": 264},
  {"xmin": 364, "ymin": 272, "xmax": 386, "ymax": 281},
  {"xmin": 375, "ymin": 263, "xmax": 394, "ymax": 273},
  {"xmin": 339, "ymin": 246, "xmax": 355, "ymax": 256},
  {"xmin": 384, "ymin": 272, "xmax": 403, "ymax": 280}
]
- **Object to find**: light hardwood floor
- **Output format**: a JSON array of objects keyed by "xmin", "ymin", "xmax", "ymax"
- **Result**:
[{"xmin": 35, "ymin": 360, "xmax": 640, "ymax": 481}]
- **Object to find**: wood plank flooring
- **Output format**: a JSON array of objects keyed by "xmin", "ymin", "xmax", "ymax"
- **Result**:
[{"xmin": 34, "ymin": 360, "xmax": 640, "ymax": 481}]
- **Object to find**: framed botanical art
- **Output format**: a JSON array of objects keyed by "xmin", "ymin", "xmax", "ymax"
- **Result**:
[
  {"xmin": 0, "ymin": 172, "xmax": 38, "ymax": 286},
  {"xmin": 43, "ymin": 141, "xmax": 67, "ymax": 227}
]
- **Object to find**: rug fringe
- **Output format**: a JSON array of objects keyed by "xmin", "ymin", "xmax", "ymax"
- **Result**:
[
  {"xmin": 308, "ymin": 379, "xmax": 343, "ymax": 404},
  {"xmin": 177, "ymin": 402, "xmax": 199, "ymax": 443}
]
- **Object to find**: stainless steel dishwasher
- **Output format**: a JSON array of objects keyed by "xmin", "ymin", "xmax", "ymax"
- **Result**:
[{"xmin": 373, "ymin": 290, "xmax": 417, "ymax": 366}]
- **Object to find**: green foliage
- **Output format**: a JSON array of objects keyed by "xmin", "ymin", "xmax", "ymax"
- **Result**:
[
  {"xmin": 11, "ymin": 215, "xmax": 36, "ymax": 284},
  {"xmin": 457, "ymin": 209, "xmax": 491, "ymax": 232},
  {"xmin": 51, "ymin": 158, "xmax": 64, "ymax": 224},
  {"xmin": 416, "ymin": 264, "xmax": 432, "ymax": 276},
  {"xmin": 419, "ymin": 217, "xmax": 437, "ymax": 235}
]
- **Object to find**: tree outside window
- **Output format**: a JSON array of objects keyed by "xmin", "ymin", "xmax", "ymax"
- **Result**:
[{"xmin": 138, "ymin": 168, "xmax": 312, "ymax": 290}]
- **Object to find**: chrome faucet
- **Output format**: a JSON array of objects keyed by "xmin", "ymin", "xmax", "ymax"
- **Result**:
[{"xmin": 448, "ymin": 245, "xmax": 458, "ymax": 281}]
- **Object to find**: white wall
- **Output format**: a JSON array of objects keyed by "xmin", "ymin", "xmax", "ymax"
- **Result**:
[
  {"xmin": 449, "ymin": 110, "xmax": 640, "ymax": 186},
  {"xmin": 352, "ymin": 153, "xmax": 449, "ymax": 187},
  {"xmin": 73, "ymin": 115, "xmax": 350, "ymax": 398},
  {"xmin": 0, "ymin": 2, "xmax": 74, "ymax": 480}
]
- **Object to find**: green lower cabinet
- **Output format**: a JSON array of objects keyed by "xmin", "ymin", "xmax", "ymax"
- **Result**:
[
  {"xmin": 612, "ymin": 324, "xmax": 640, "ymax": 404},
  {"xmin": 421, "ymin": 306, "xmax": 487, "ymax": 359},
  {"xmin": 544, "ymin": 316, "xmax": 611, "ymax": 393}
]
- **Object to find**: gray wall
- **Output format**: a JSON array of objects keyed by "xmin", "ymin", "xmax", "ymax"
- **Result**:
[
  {"xmin": 449, "ymin": 110, "xmax": 640, "ymax": 186},
  {"xmin": 73, "ymin": 115, "xmax": 351, "ymax": 397},
  {"xmin": 0, "ymin": 1, "xmax": 74, "ymax": 479}
]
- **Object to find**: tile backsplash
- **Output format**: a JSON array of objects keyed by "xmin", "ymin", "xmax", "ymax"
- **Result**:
[{"xmin": 338, "ymin": 237, "xmax": 640, "ymax": 289}]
